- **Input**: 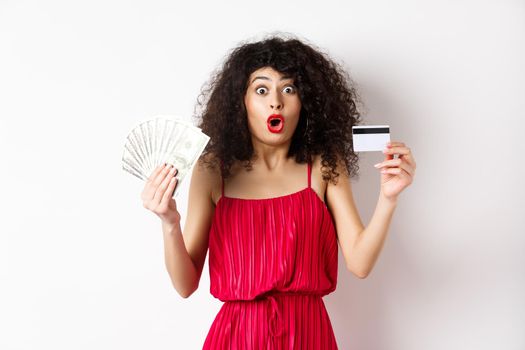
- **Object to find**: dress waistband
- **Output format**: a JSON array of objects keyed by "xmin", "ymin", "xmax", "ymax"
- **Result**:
[{"xmin": 224, "ymin": 292, "xmax": 324, "ymax": 339}]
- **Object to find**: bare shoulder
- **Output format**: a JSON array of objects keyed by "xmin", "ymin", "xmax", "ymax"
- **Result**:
[
  {"xmin": 192, "ymin": 153, "xmax": 221, "ymax": 204},
  {"xmin": 310, "ymin": 154, "xmax": 329, "ymax": 203},
  {"xmin": 190, "ymin": 153, "xmax": 222, "ymax": 206},
  {"xmin": 325, "ymin": 153, "xmax": 353, "ymax": 204},
  {"xmin": 314, "ymin": 153, "xmax": 356, "ymax": 209}
]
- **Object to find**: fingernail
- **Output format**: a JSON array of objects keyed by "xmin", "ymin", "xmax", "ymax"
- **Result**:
[{"xmin": 374, "ymin": 163, "xmax": 381, "ymax": 168}]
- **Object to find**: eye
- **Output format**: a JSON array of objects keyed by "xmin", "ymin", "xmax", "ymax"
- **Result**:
[
  {"xmin": 283, "ymin": 85, "xmax": 296, "ymax": 93},
  {"xmin": 255, "ymin": 87, "xmax": 267, "ymax": 94}
]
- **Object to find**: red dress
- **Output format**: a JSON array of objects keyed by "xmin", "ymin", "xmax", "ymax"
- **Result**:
[{"xmin": 203, "ymin": 161, "xmax": 339, "ymax": 349}]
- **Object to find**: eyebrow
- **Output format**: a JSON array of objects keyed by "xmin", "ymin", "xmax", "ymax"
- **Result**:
[{"xmin": 250, "ymin": 75, "xmax": 294, "ymax": 84}]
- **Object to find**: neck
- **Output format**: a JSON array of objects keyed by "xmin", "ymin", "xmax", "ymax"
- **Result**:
[{"xmin": 250, "ymin": 136, "xmax": 293, "ymax": 171}]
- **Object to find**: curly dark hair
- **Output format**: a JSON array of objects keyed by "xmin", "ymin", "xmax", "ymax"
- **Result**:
[{"xmin": 192, "ymin": 33, "xmax": 364, "ymax": 184}]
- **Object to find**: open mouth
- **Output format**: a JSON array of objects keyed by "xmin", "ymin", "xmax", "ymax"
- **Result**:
[{"xmin": 267, "ymin": 114, "xmax": 284, "ymax": 133}]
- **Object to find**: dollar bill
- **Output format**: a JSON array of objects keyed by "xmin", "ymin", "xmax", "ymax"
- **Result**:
[{"xmin": 122, "ymin": 115, "xmax": 210, "ymax": 198}]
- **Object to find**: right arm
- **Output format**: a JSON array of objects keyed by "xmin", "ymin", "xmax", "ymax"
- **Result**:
[{"xmin": 141, "ymin": 156, "xmax": 218, "ymax": 298}]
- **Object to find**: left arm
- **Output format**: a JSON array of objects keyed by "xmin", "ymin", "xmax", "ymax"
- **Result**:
[{"xmin": 326, "ymin": 141, "xmax": 416, "ymax": 278}]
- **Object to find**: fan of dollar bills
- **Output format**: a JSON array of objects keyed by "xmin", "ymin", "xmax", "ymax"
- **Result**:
[{"xmin": 121, "ymin": 115, "xmax": 210, "ymax": 198}]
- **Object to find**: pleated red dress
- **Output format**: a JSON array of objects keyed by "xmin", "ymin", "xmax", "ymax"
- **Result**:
[{"xmin": 203, "ymin": 161, "xmax": 339, "ymax": 349}]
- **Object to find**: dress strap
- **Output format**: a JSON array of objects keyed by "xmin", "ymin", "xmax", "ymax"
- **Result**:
[
  {"xmin": 307, "ymin": 160, "xmax": 312, "ymax": 189},
  {"xmin": 220, "ymin": 159, "xmax": 224, "ymax": 196}
]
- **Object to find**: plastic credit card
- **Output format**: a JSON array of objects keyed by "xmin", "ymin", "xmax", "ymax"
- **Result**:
[{"xmin": 352, "ymin": 125, "xmax": 390, "ymax": 152}]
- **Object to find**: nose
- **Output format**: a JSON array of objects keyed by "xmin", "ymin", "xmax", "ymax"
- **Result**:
[
  {"xmin": 270, "ymin": 103, "xmax": 282, "ymax": 111},
  {"xmin": 270, "ymin": 92, "xmax": 283, "ymax": 111}
]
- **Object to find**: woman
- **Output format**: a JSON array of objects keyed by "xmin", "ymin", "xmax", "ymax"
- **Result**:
[{"xmin": 141, "ymin": 35, "xmax": 416, "ymax": 349}]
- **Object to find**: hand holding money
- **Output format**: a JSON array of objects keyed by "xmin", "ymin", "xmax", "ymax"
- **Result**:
[{"xmin": 141, "ymin": 163, "xmax": 181, "ymax": 227}]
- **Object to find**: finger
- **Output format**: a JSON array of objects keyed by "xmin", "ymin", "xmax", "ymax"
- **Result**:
[
  {"xmin": 383, "ymin": 158, "xmax": 415, "ymax": 176},
  {"xmin": 381, "ymin": 163, "xmax": 414, "ymax": 177},
  {"xmin": 383, "ymin": 146, "xmax": 411, "ymax": 156},
  {"xmin": 142, "ymin": 164, "xmax": 166, "ymax": 197},
  {"xmin": 374, "ymin": 158, "xmax": 402, "ymax": 169},
  {"xmin": 380, "ymin": 167, "xmax": 402, "ymax": 175},
  {"xmin": 386, "ymin": 143, "xmax": 416, "ymax": 168},
  {"xmin": 387, "ymin": 141, "xmax": 405, "ymax": 148},
  {"xmin": 398, "ymin": 161, "xmax": 415, "ymax": 177},
  {"xmin": 153, "ymin": 164, "xmax": 175, "ymax": 186},
  {"xmin": 381, "ymin": 167, "xmax": 413, "ymax": 185},
  {"xmin": 144, "ymin": 164, "xmax": 174, "ymax": 200},
  {"xmin": 147, "ymin": 163, "xmax": 168, "ymax": 183},
  {"xmin": 374, "ymin": 158, "xmax": 415, "ymax": 176},
  {"xmin": 393, "ymin": 167, "xmax": 412, "ymax": 182},
  {"xmin": 141, "ymin": 164, "xmax": 166, "ymax": 200},
  {"xmin": 400, "ymin": 152, "xmax": 416, "ymax": 168},
  {"xmin": 160, "ymin": 175, "xmax": 178, "ymax": 205},
  {"xmin": 153, "ymin": 166, "xmax": 178, "ymax": 204}
]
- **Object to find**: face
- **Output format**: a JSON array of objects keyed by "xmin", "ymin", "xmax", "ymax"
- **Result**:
[{"xmin": 243, "ymin": 66, "xmax": 302, "ymax": 145}]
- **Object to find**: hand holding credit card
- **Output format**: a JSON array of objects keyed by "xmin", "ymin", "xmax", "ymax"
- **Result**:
[
  {"xmin": 352, "ymin": 125, "xmax": 390, "ymax": 152},
  {"xmin": 351, "ymin": 124, "xmax": 417, "ymax": 201}
]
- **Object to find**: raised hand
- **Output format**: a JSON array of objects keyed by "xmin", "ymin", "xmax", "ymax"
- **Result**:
[
  {"xmin": 373, "ymin": 141, "xmax": 416, "ymax": 201},
  {"xmin": 141, "ymin": 163, "xmax": 181, "ymax": 226}
]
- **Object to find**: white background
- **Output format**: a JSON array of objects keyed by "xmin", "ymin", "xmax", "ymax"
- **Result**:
[{"xmin": 1, "ymin": 0, "xmax": 524, "ymax": 349}]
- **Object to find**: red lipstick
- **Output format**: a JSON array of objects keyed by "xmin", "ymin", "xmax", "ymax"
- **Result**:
[{"xmin": 267, "ymin": 114, "xmax": 284, "ymax": 133}]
